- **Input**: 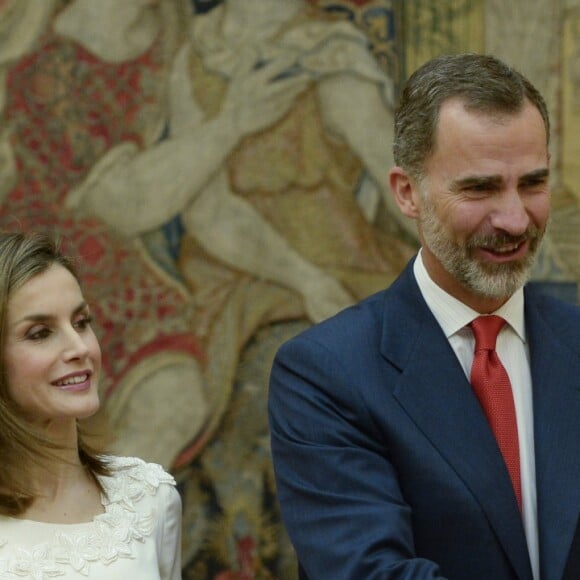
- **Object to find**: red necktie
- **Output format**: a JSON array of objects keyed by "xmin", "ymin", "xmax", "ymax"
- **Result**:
[{"xmin": 470, "ymin": 315, "xmax": 522, "ymax": 511}]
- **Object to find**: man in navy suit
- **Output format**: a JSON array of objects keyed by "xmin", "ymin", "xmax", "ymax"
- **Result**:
[{"xmin": 268, "ymin": 53, "xmax": 580, "ymax": 579}]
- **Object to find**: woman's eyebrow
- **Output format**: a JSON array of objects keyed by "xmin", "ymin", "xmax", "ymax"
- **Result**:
[{"xmin": 12, "ymin": 301, "xmax": 88, "ymax": 326}]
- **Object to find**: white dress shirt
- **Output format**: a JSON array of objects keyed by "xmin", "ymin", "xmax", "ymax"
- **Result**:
[{"xmin": 413, "ymin": 250, "xmax": 539, "ymax": 580}]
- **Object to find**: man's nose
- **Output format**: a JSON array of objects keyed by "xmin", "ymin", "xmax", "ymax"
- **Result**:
[{"xmin": 489, "ymin": 189, "xmax": 530, "ymax": 235}]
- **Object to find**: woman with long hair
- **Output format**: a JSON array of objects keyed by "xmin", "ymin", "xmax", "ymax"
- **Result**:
[{"xmin": 0, "ymin": 231, "xmax": 181, "ymax": 579}]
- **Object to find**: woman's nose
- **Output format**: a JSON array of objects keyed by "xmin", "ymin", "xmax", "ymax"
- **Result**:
[{"xmin": 62, "ymin": 329, "xmax": 90, "ymax": 360}]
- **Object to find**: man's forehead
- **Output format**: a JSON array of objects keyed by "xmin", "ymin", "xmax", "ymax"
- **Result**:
[
  {"xmin": 430, "ymin": 98, "xmax": 549, "ymax": 157},
  {"xmin": 437, "ymin": 97, "xmax": 513, "ymax": 125},
  {"xmin": 436, "ymin": 96, "xmax": 545, "ymax": 133}
]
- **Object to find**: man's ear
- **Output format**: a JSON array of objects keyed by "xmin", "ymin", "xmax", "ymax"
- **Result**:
[{"xmin": 389, "ymin": 166, "xmax": 421, "ymax": 219}]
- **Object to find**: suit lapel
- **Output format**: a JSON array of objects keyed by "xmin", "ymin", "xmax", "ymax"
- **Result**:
[
  {"xmin": 526, "ymin": 292, "xmax": 580, "ymax": 580},
  {"xmin": 381, "ymin": 265, "xmax": 532, "ymax": 579}
]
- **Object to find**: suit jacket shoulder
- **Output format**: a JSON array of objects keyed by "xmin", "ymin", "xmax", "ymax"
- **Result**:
[{"xmin": 524, "ymin": 286, "xmax": 580, "ymax": 354}]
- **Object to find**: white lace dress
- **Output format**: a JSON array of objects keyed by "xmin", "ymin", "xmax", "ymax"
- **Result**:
[{"xmin": 0, "ymin": 456, "xmax": 182, "ymax": 579}]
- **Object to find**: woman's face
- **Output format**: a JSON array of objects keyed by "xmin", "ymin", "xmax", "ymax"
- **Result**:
[{"xmin": 4, "ymin": 264, "xmax": 101, "ymax": 430}]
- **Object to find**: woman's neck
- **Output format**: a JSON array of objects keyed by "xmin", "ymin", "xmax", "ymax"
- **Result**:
[
  {"xmin": 26, "ymin": 419, "xmax": 84, "ymax": 498},
  {"xmin": 3, "ymin": 417, "xmax": 104, "ymax": 523},
  {"xmin": 21, "ymin": 455, "xmax": 103, "ymax": 524},
  {"xmin": 28, "ymin": 448, "xmax": 84, "ymax": 495}
]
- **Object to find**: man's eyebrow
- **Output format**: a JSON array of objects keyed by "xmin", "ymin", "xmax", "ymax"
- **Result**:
[
  {"xmin": 518, "ymin": 168, "xmax": 550, "ymax": 185},
  {"xmin": 451, "ymin": 168, "xmax": 550, "ymax": 192},
  {"xmin": 451, "ymin": 175, "xmax": 503, "ymax": 191}
]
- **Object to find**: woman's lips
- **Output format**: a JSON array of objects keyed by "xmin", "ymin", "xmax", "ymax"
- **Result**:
[{"xmin": 52, "ymin": 372, "xmax": 92, "ymax": 391}]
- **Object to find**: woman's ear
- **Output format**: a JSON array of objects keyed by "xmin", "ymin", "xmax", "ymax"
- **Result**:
[{"xmin": 389, "ymin": 167, "xmax": 421, "ymax": 219}]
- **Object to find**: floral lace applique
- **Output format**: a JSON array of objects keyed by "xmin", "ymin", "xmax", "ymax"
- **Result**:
[
  {"xmin": 4, "ymin": 544, "xmax": 62, "ymax": 579},
  {"xmin": 0, "ymin": 457, "xmax": 174, "ymax": 579}
]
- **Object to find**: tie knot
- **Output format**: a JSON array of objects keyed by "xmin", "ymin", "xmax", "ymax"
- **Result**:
[{"xmin": 470, "ymin": 315, "xmax": 506, "ymax": 351}]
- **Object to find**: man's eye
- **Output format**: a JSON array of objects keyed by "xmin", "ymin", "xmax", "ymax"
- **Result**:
[
  {"xmin": 469, "ymin": 183, "xmax": 494, "ymax": 193},
  {"xmin": 521, "ymin": 179, "xmax": 547, "ymax": 190}
]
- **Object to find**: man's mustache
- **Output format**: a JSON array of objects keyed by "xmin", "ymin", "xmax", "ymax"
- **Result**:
[{"xmin": 467, "ymin": 226, "xmax": 543, "ymax": 250}]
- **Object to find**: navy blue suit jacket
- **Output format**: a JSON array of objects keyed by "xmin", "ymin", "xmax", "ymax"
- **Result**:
[{"xmin": 269, "ymin": 260, "xmax": 580, "ymax": 579}]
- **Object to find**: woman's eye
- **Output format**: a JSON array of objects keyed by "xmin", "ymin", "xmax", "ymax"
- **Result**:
[
  {"xmin": 74, "ymin": 315, "xmax": 93, "ymax": 330},
  {"xmin": 27, "ymin": 327, "xmax": 51, "ymax": 341}
]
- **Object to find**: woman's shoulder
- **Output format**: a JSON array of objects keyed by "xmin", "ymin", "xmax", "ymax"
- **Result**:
[
  {"xmin": 103, "ymin": 455, "xmax": 175, "ymax": 481},
  {"xmin": 99, "ymin": 455, "xmax": 177, "ymax": 507},
  {"xmin": 0, "ymin": 457, "xmax": 179, "ymax": 577}
]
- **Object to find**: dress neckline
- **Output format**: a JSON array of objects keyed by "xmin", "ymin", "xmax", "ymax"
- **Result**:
[{"xmin": 0, "ymin": 493, "xmax": 106, "ymax": 527}]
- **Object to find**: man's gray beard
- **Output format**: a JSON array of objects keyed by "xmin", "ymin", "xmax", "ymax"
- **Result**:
[{"xmin": 419, "ymin": 196, "xmax": 545, "ymax": 299}]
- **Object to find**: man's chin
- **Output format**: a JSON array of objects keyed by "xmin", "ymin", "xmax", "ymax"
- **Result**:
[{"xmin": 460, "ymin": 258, "xmax": 533, "ymax": 299}]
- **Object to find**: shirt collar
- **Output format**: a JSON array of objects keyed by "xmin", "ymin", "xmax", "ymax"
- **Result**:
[{"xmin": 413, "ymin": 249, "xmax": 526, "ymax": 341}]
